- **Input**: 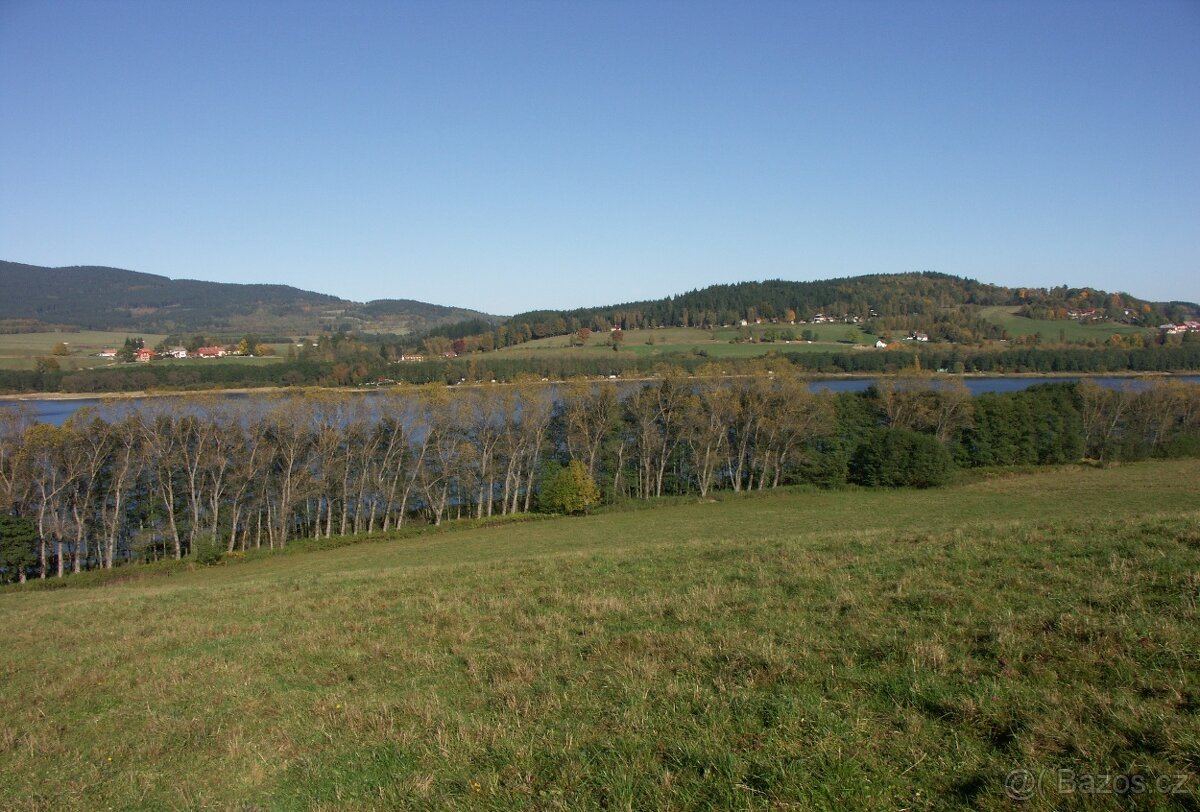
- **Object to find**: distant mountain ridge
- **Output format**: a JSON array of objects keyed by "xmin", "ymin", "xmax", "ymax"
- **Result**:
[{"xmin": 0, "ymin": 261, "xmax": 496, "ymax": 336}]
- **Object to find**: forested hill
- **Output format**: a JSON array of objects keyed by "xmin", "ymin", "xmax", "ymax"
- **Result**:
[
  {"xmin": 0, "ymin": 261, "xmax": 495, "ymax": 335},
  {"xmin": 506, "ymin": 272, "xmax": 1186, "ymax": 338}
]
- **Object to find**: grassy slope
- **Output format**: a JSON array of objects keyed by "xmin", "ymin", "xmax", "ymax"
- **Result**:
[
  {"xmin": 494, "ymin": 326, "xmax": 879, "ymax": 359},
  {"xmin": 980, "ymin": 307, "xmax": 1149, "ymax": 342},
  {"xmin": 0, "ymin": 331, "xmax": 169, "ymax": 370},
  {"xmin": 1, "ymin": 462, "xmax": 1198, "ymax": 810},
  {"xmin": 0, "ymin": 333, "xmax": 298, "ymax": 372}
]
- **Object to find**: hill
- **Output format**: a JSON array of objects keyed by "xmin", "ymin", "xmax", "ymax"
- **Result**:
[
  {"xmin": 502, "ymin": 272, "xmax": 1194, "ymax": 344},
  {"xmin": 0, "ymin": 261, "xmax": 495, "ymax": 336},
  {"xmin": 1, "ymin": 461, "xmax": 1196, "ymax": 808}
]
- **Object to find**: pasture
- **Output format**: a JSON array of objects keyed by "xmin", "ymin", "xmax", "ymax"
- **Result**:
[
  {"xmin": 1, "ymin": 460, "xmax": 1197, "ymax": 810},
  {"xmin": 495, "ymin": 325, "xmax": 880, "ymax": 359},
  {"xmin": 0, "ymin": 332, "xmax": 295, "ymax": 371},
  {"xmin": 980, "ymin": 307, "xmax": 1151, "ymax": 343},
  {"xmin": 0, "ymin": 331, "xmax": 167, "ymax": 370}
]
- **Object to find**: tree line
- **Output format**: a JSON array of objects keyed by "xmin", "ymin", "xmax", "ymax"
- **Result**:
[
  {"xmin": 3, "ymin": 339, "xmax": 1200, "ymax": 398},
  {"xmin": 2, "ymin": 374, "xmax": 1198, "ymax": 583}
]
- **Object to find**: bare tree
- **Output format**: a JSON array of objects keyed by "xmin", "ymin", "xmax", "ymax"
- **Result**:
[
  {"xmin": 96, "ymin": 413, "xmax": 144, "ymax": 569},
  {"xmin": 261, "ymin": 397, "xmax": 316, "ymax": 547},
  {"xmin": 140, "ymin": 409, "xmax": 186, "ymax": 559},
  {"xmin": 680, "ymin": 382, "xmax": 728, "ymax": 498},
  {"xmin": 562, "ymin": 381, "xmax": 619, "ymax": 480},
  {"xmin": 1079, "ymin": 381, "xmax": 1133, "ymax": 461},
  {"xmin": 0, "ymin": 404, "xmax": 34, "ymax": 512},
  {"xmin": 16, "ymin": 424, "xmax": 72, "ymax": 578}
]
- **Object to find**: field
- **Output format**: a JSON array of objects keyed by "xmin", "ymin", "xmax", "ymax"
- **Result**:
[
  {"xmin": 495, "ymin": 325, "xmax": 881, "ymax": 359},
  {"xmin": 0, "ymin": 331, "xmax": 168, "ymax": 370},
  {"xmin": 0, "ymin": 332, "xmax": 295, "ymax": 371},
  {"xmin": 981, "ymin": 307, "xmax": 1151, "ymax": 343},
  {"xmin": 2, "ymin": 461, "xmax": 1199, "ymax": 810}
]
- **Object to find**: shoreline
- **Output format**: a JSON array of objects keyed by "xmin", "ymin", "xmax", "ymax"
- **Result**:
[{"xmin": 1, "ymin": 370, "xmax": 1197, "ymax": 402}]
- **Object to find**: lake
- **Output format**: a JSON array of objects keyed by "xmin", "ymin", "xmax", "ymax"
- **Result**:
[{"xmin": 3, "ymin": 375, "xmax": 1199, "ymax": 425}]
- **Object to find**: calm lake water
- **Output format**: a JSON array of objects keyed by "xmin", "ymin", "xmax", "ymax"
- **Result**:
[{"xmin": 3, "ymin": 376, "xmax": 1199, "ymax": 426}]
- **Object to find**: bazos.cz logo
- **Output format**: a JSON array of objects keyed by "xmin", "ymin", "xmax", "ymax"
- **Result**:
[{"xmin": 1004, "ymin": 769, "xmax": 1191, "ymax": 801}]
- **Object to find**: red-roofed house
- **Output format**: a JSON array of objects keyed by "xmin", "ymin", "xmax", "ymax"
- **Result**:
[{"xmin": 196, "ymin": 346, "xmax": 227, "ymax": 358}]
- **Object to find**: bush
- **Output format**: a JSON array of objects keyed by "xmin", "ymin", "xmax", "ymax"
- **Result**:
[
  {"xmin": 0, "ymin": 515, "xmax": 37, "ymax": 583},
  {"xmin": 795, "ymin": 440, "xmax": 849, "ymax": 488},
  {"xmin": 192, "ymin": 535, "xmax": 226, "ymax": 566},
  {"xmin": 1162, "ymin": 432, "xmax": 1200, "ymax": 459},
  {"xmin": 850, "ymin": 429, "xmax": 954, "ymax": 488},
  {"xmin": 538, "ymin": 461, "xmax": 602, "ymax": 515}
]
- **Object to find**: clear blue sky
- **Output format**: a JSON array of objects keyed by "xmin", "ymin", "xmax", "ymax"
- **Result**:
[{"xmin": 2, "ymin": 0, "xmax": 1197, "ymax": 314}]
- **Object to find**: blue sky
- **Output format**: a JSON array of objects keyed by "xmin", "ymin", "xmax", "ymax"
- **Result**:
[{"xmin": 1, "ymin": 0, "xmax": 1197, "ymax": 314}]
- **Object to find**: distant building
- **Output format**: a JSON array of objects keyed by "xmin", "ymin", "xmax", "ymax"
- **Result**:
[
  {"xmin": 134, "ymin": 348, "xmax": 155, "ymax": 363},
  {"xmin": 196, "ymin": 346, "xmax": 227, "ymax": 358},
  {"xmin": 875, "ymin": 339, "xmax": 888, "ymax": 349},
  {"xmin": 97, "ymin": 349, "xmax": 117, "ymax": 358},
  {"xmin": 167, "ymin": 347, "xmax": 189, "ymax": 359}
]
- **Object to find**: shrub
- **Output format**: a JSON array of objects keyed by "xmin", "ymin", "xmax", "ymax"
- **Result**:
[
  {"xmin": 795, "ymin": 439, "xmax": 849, "ymax": 488},
  {"xmin": 850, "ymin": 428, "xmax": 954, "ymax": 488},
  {"xmin": 0, "ymin": 515, "xmax": 37, "ymax": 583},
  {"xmin": 192, "ymin": 534, "xmax": 226, "ymax": 566},
  {"xmin": 538, "ymin": 461, "xmax": 602, "ymax": 515}
]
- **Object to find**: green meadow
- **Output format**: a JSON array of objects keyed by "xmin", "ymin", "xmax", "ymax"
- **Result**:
[
  {"xmin": 980, "ymin": 307, "xmax": 1151, "ymax": 343},
  {"xmin": 0, "ymin": 332, "xmax": 297, "ymax": 372},
  {"xmin": 0, "ymin": 331, "xmax": 168, "ymax": 370},
  {"xmin": 1, "ymin": 460, "xmax": 1198, "ymax": 810},
  {"xmin": 495, "ymin": 325, "xmax": 880, "ymax": 359}
]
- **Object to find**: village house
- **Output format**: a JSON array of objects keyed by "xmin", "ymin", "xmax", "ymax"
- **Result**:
[
  {"xmin": 195, "ymin": 346, "xmax": 227, "ymax": 358},
  {"xmin": 134, "ymin": 348, "xmax": 156, "ymax": 363},
  {"xmin": 167, "ymin": 347, "xmax": 189, "ymax": 359},
  {"xmin": 97, "ymin": 348, "xmax": 117, "ymax": 358}
]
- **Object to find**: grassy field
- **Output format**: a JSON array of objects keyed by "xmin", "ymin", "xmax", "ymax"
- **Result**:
[
  {"xmin": 981, "ymin": 307, "xmax": 1151, "ymax": 343},
  {"xmin": 2, "ymin": 461, "xmax": 1198, "ymax": 810},
  {"xmin": 0, "ymin": 330, "xmax": 168, "ymax": 370},
  {"xmin": 495, "ymin": 326, "xmax": 880, "ymax": 359},
  {"xmin": 0, "ymin": 332, "xmax": 295, "ymax": 371}
]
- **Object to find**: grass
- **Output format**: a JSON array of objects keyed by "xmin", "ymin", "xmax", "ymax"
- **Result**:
[
  {"xmin": 981, "ymin": 307, "xmax": 1151, "ymax": 343},
  {"xmin": 1, "ymin": 460, "xmax": 1198, "ymax": 810},
  {"xmin": 0, "ymin": 332, "xmax": 296, "ymax": 371},
  {"xmin": 0, "ymin": 330, "xmax": 168, "ymax": 370},
  {"xmin": 495, "ymin": 326, "xmax": 880, "ymax": 360}
]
